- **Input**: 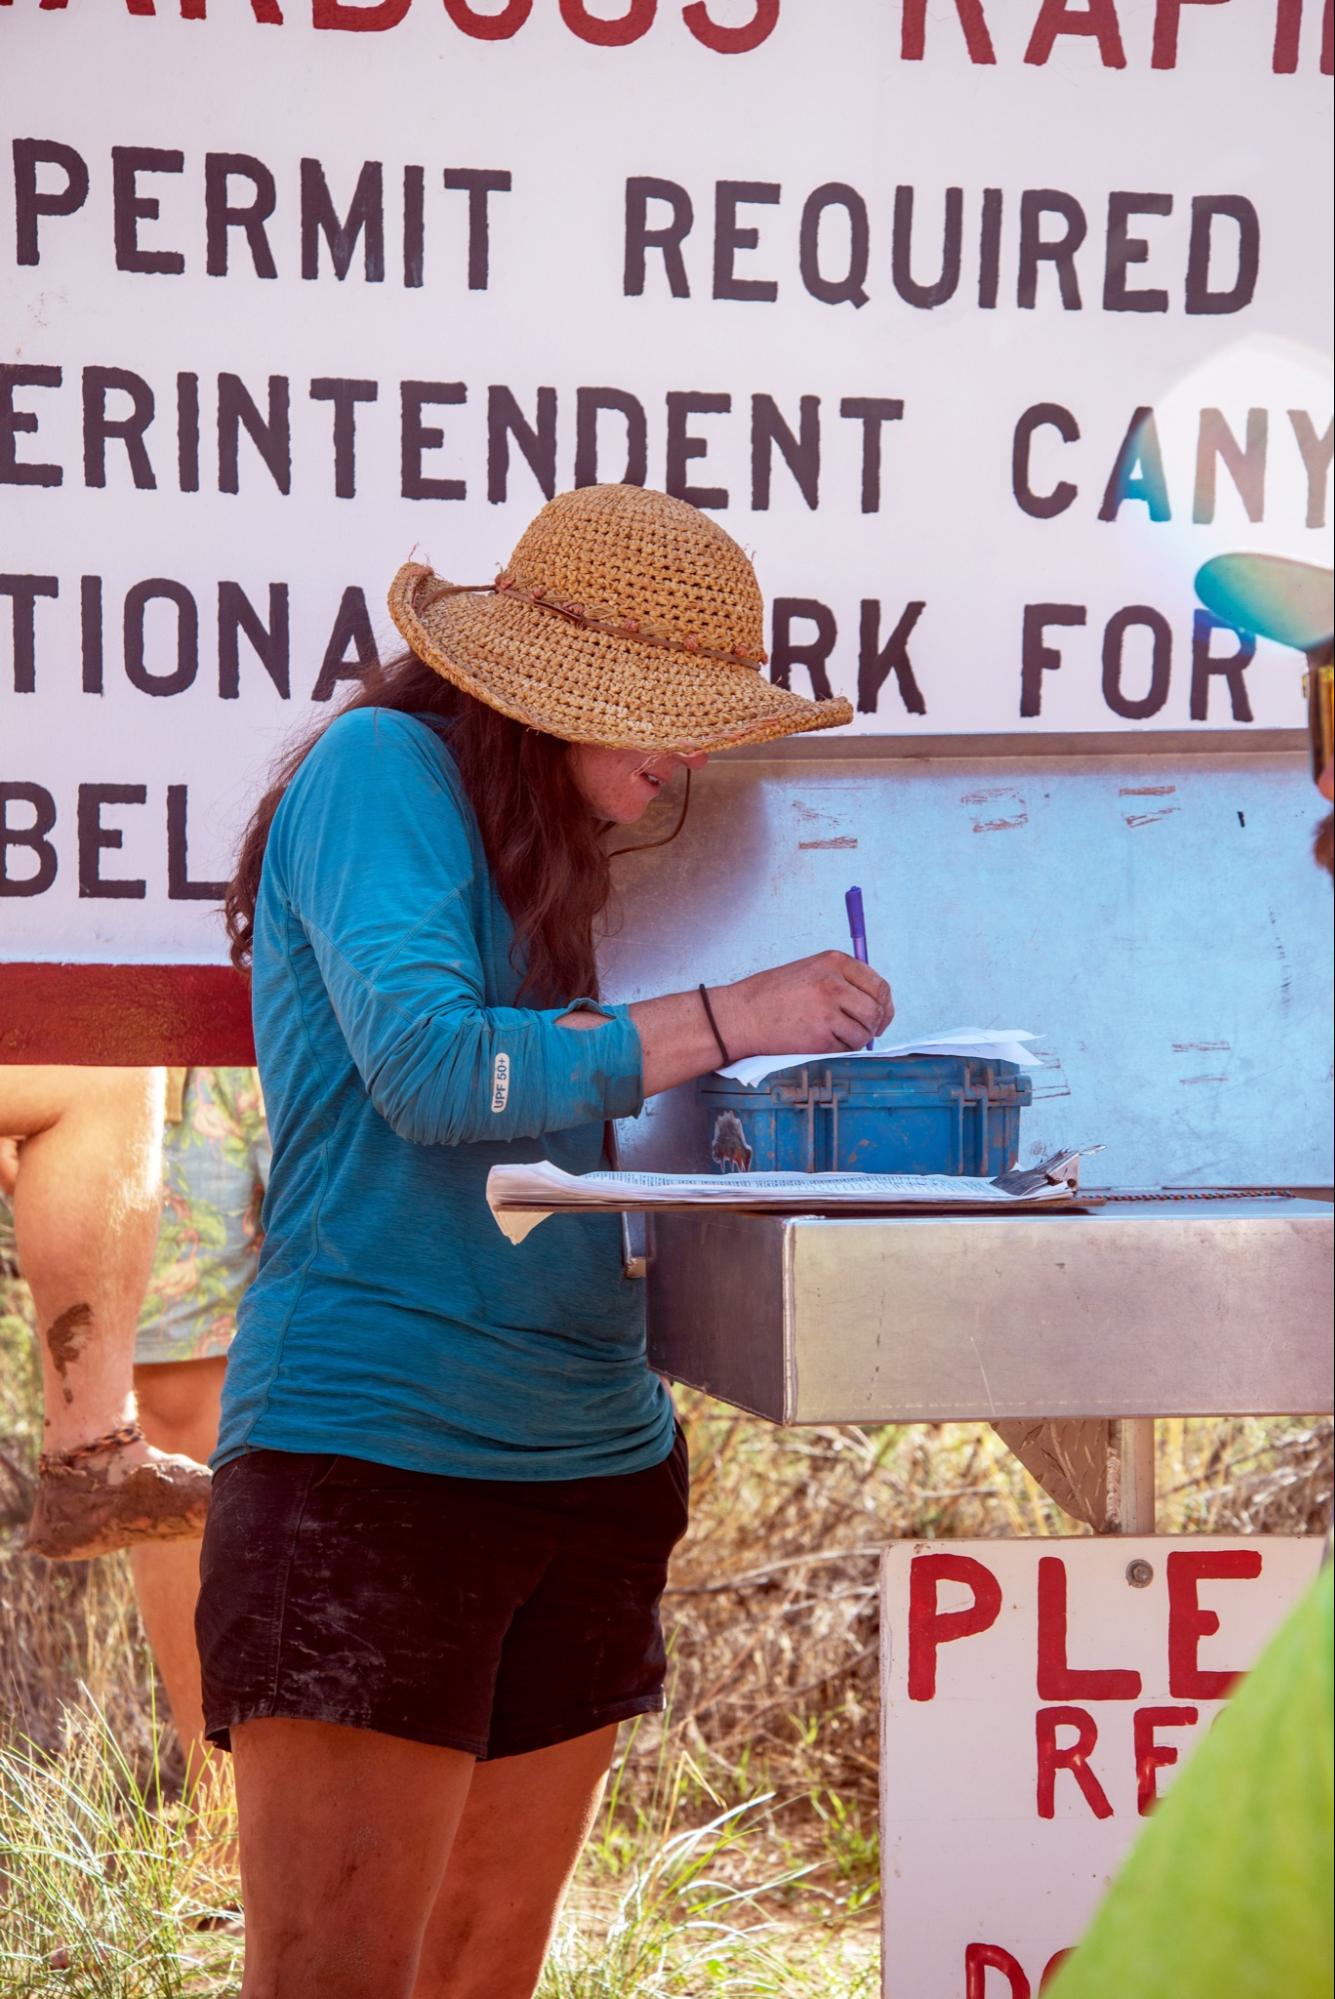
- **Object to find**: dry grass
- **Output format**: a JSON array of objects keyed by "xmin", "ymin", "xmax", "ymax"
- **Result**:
[{"xmin": 1, "ymin": 1268, "xmax": 1330, "ymax": 1993}]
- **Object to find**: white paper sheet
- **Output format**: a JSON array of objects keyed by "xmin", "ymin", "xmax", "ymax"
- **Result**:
[
  {"xmin": 486, "ymin": 1154, "xmax": 1084, "ymax": 1245},
  {"xmin": 716, "ymin": 1027, "xmax": 1044, "ymax": 1091}
]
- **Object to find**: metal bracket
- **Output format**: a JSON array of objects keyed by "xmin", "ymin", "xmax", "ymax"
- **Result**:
[
  {"xmin": 622, "ymin": 1209, "xmax": 652, "ymax": 1280},
  {"xmin": 1108, "ymin": 1418, "xmax": 1157, "ymax": 1534}
]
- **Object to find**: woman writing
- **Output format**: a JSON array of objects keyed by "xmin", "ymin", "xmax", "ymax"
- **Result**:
[{"xmin": 199, "ymin": 483, "xmax": 894, "ymax": 1999}]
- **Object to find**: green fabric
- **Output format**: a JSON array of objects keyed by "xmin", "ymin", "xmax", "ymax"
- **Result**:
[{"xmin": 1049, "ymin": 1561, "xmax": 1334, "ymax": 1999}]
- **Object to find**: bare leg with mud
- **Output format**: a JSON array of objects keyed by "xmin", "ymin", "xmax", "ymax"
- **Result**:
[
  {"xmin": 131, "ymin": 1357, "xmax": 228, "ymax": 1797},
  {"xmin": 0, "ymin": 1066, "xmax": 211, "ymax": 1560}
]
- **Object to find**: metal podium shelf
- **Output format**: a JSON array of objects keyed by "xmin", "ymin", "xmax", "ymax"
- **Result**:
[{"xmin": 644, "ymin": 1197, "xmax": 1333, "ymax": 1428}]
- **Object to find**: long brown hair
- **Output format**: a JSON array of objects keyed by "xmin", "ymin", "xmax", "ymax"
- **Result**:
[{"xmin": 225, "ymin": 653, "xmax": 611, "ymax": 1003}]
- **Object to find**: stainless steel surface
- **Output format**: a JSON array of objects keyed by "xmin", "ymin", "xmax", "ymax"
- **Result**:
[
  {"xmin": 605, "ymin": 748, "xmax": 1334, "ymax": 1191},
  {"xmin": 646, "ymin": 1199, "xmax": 1334, "ymax": 1426}
]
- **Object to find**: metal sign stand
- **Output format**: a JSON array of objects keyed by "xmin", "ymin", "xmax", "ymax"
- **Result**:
[{"xmin": 1111, "ymin": 1417, "xmax": 1157, "ymax": 1536}]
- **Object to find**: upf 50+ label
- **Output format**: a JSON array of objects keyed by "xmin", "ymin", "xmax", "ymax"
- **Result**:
[{"xmin": 491, "ymin": 1053, "xmax": 511, "ymax": 1114}]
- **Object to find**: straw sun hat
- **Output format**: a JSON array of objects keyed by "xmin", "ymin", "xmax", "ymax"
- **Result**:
[{"xmin": 386, "ymin": 484, "xmax": 854, "ymax": 753}]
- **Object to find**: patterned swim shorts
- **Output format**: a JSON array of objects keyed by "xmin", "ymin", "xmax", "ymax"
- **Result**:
[{"xmin": 134, "ymin": 1068, "xmax": 270, "ymax": 1366}]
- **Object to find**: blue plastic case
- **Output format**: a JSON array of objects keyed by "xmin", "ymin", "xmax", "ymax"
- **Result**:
[{"xmin": 698, "ymin": 1056, "xmax": 1032, "ymax": 1177}]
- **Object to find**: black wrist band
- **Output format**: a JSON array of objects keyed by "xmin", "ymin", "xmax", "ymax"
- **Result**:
[{"xmin": 698, "ymin": 984, "xmax": 732, "ymax": 1067}]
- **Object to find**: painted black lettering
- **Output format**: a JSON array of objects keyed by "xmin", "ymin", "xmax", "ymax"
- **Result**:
[
  {"xmin": 78, "ymin": 784, "xmax": 147, "ymax": 899},
  {"xmin": 859, "ymin": 600, "xmax": 927, "ymax": 715},
  {"xmin": 799, "ymin": 184, "xmax": 870, "ymax": 308},
  {"xmin": 401, "ymin": 381, "xmax": 467, "ymax": 501},
  {"xmin": 1102, "ymin": 606, "xmax": 1172, "ymax": 718},
  {"xmin": 1103, "ymin": 192, "xmax": 1172, "ymax": 312},
  {"xmin": 751, "ymin": 394, "xmax": 820, "ymax": 510},
  {"xmin": 1021, "ymin": 603, "xmax": 1086, "ymax": 717},
  {"xmin": 301, "ymin": 158, "xmax": 385, "ymax": 281},
  {"xmin": 205, "ymin": 152, "xmax": 279, "ymax": 279},
  {"xmin": 1191, "ymin": 611, "xmax": 1254, "ymax": 721},
  {"xmin": 0, "ymin": 364, "xmax": 62, "ymax": 487},
  {"xmin": 123, "ymin": 579, "xmax": 199, "ymax": 696},
  {"xmin": 311, "ymin": 585, "xmax": 380, "ymax": 702},
  {"xmin": 665, "ymin": 391, "xmax": 731, "ymax": 509},
  {"xmin": 0, "ymin": 574, "xmax": 58, "ymax": 693},
  {"xmin": 218, "ymin": 581, "xmax": 290, "ymax": 699},
  {"xmin": 218, "ymin": 374, "xmax": 292, "ymax": 495},
  {"xmin": 0, "ymin": 782, "xmax": 58, "ymax": 897},
  {"xmin": 1017, "ymin": 191, "xmax": 1087, "ymax": 309},
  {"xmin": 1013, "ymin": 403, "xmax": 1080, "ymax": 519},
  {"xmin": 892, "ymin": 185, "xmax": 963, "ymax": 308},
  {"xmin": 771, "ymin": 598, "xmax": 837, "ymax": 700},
  {"xmin": 83, "ymin": 366, "xmax": 157, "ymax": 490},
  {"xmin": 838, "ymin": 397, "xmax": 905, "ymax": 514},
  {"xmin": 167, "ymin": 785, "xmax": 228, "ymax": 901},
  {"xmin": 12, "ymin": 138, "xmax": 89, "ymax": 266},
  {"xmin": 624, "ymin": 177, "xmax": 693, "ymax": 298},
  {"xmin": 111, "ymin": 146, "xmax": 185, "ymax": 276},
  {"xmin": 310, "ymin": 377, "xmax": 378, "ymax": 499},
  {"xmin": 713, "ymin": 181, "xmax": 780, "ymax": 302},
  {"xmin": 441, "ymin": 168, "xmax": 511, "ymax": 290},
  {"xmin": 487, "ymin": 385, "xmax": 557, "ymax": 503},
  {"xmin": 574, "ymin": 387, "xmax": 648, "ymax": 488}
]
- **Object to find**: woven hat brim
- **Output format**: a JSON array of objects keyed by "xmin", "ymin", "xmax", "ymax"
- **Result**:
[
  {"xmin": 1195, "ymin": 554, "xmax": 1334, "ymax": 652},
  {"xmin": 387, "ymin": 566, "xmax": 853, "ymax": 753}
]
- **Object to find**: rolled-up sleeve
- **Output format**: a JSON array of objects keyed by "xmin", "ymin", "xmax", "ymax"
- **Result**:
[{"xmin": 270, "ymin": 710, "xmax": 644, "ymax": 1146}]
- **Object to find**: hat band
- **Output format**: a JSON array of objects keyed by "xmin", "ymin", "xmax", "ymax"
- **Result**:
[{"xmin": 425, "ymin": 573, "xmax": 768, "ymax": 670}]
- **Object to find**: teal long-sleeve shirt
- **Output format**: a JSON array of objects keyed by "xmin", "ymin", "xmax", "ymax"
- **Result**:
[{"xmin": 214, "ymin": 707, "xmax": 675, "ymax": 1481}]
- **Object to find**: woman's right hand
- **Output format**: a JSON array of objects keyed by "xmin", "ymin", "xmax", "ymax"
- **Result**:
[{"xmin": 713, "ymin": 951, "xmax": 894, "ymax": 1058}]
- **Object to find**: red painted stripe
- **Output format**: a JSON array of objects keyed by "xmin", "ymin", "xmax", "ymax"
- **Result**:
[{"xmin": 0, "ymin": 964, "xmax": 255, "ymax": 1066}]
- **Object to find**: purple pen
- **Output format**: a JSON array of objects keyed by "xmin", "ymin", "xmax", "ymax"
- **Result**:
[{"xmin": 844, "ymin": 885, "xmax": 874, "ymax": 1050}]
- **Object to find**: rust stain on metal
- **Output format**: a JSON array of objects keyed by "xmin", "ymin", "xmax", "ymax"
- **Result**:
[
  {"xmin": 798, "ymin": 836, "xmax": 858, "ymax": 850},
  {"xmin": 45, "ymin": 1302, "xmax": 93, "ymax": 1405},
  {"xmin": 710, "ymin": 1112, "xmax": 753, "ymax": 1174},
  {"xmin": 963, "ymin": 788, "xmax": 1028, "ymax": 833},
  {"xmin": 963, "ymin": 783, "xmax": 1031, "ymax": 831},
  {"xmin": 1173, "ymin": 1041, "xmax": 1231, "ymax": 1053},
  {"xmin": 1118, "ymin": 785, "xmax": 1177, "ymax": 797},
  {"xmin": 1123, "ymin": 807, "xmax": 1180, "ymax": 828},
  {"xmin": 1268, "ymin": 909, "xmax": 1293, "ymax": 1009}
]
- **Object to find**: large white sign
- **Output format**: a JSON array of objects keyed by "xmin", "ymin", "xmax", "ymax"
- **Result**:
[
  {"xmin": 1, "ymin": 2, "xmax": 1332, "ymax": 961},
  {"xmin": 880, "ymin": 1534, "xmax": 1324, "ymax": 1997}
]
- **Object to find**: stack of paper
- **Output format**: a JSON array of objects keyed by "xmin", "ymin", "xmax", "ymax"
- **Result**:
[
  {"xmin": 486, "ymin": 1151, "xmax": 1088, "ymax": 1245},
  {"xmin": 717, "ymin": 1026, "xmax": 1043, "ymax": 1091}
]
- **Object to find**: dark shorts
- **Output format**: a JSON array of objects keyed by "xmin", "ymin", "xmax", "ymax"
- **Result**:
[{"xmin": 196, "ymin": 1429, "xmax": 689, "ymax": 1761}]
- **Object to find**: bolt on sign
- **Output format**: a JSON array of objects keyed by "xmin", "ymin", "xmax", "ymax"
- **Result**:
[
  {"xmin": 879, "ymin": 1535, "xmax": 1325, "ymax": 1997},
  {"xmin": 2, "ymin": 1, "xmax": 1333, "ymax": 975}
]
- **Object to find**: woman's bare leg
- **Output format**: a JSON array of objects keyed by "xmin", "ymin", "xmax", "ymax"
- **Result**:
[
  {"xmin": 1, "ymin": 1066, "xmax": 211, "ymax": 1559},
  {"xmin": 131, "ymin": 1357, "xmax": 228, "ymax": 1793},
  {"xmin": 411, "ymin": 1724, "xmax": 618, "ymax": 1999},
  {"xmin": 232, "ymin": 1718, "xmax": 475, "ymax": 1999}
]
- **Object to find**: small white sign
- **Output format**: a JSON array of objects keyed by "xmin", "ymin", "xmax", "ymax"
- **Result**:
[{"xmin": 880, "ymin": 1535, "xmax": 1323, "ymax": 1998}]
